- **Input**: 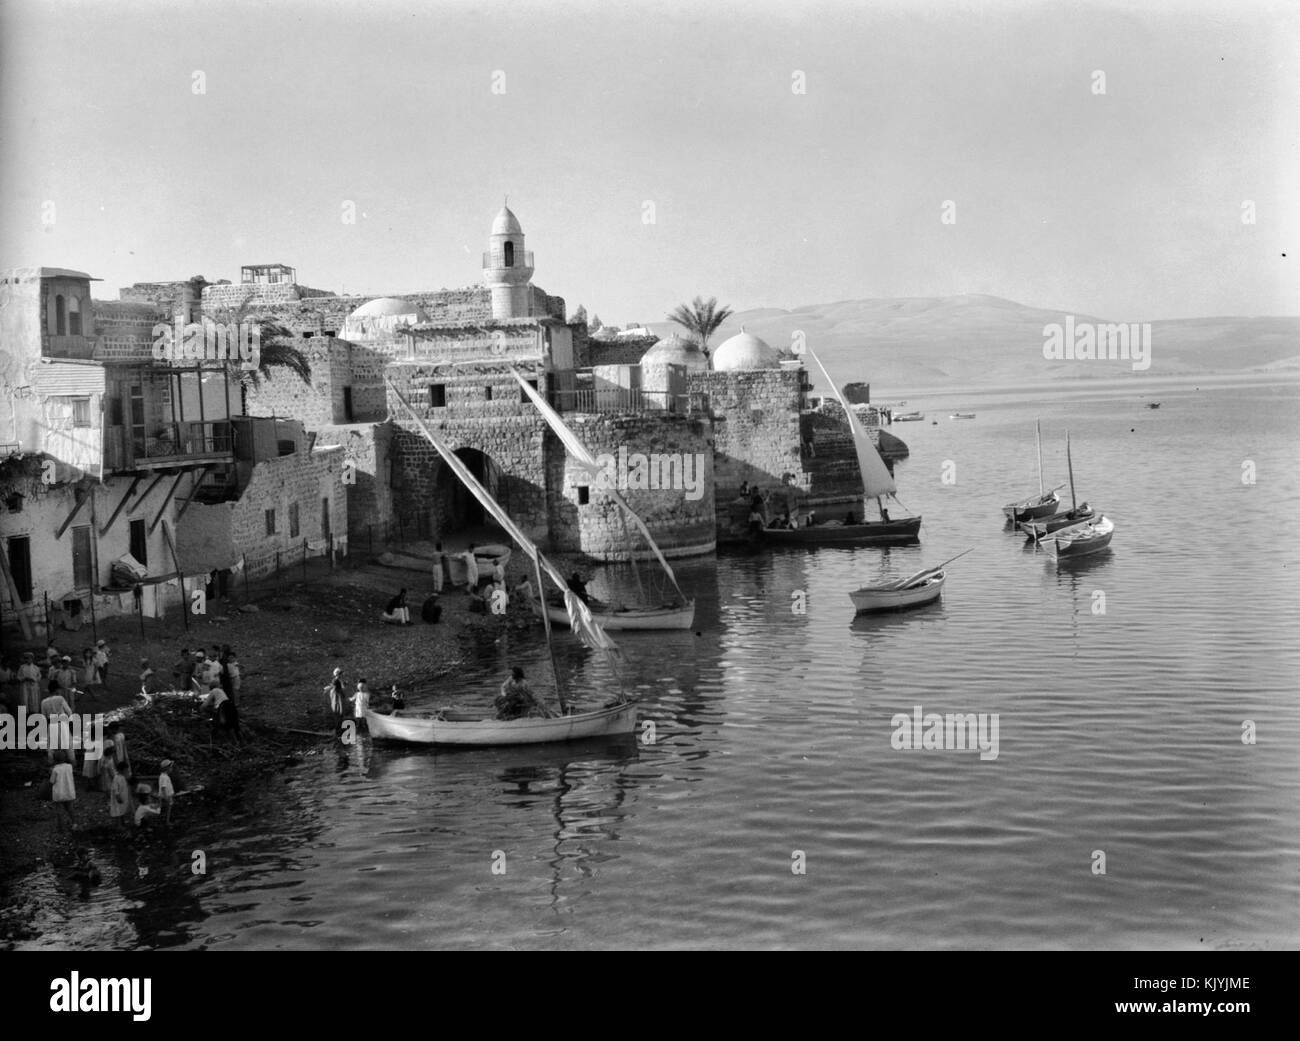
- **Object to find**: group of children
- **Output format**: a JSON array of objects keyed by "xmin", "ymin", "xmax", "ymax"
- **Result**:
[
  {"xmin": 324, "ymin": 669, "xmax": 405, "ymax": 727},
  {"xmin": 47, "ymin": 721, "xmax": 174, "ymax": 835},
  {"xmin": 1, "ymin": 639, "xmax": 112, "ymax": 714}
]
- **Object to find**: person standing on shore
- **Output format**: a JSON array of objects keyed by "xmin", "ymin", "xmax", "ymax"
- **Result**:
[
  {"xmin": 326, "ymin": 667, "xmax": 346, "ymax": 723},
  {"xmin": 81, "ymin": 648, "xmax": 98, "ymax": 693},
  {"xmin": 431, "ymin": 542, "xmax": 445, "ymax": 594},
  {"xmin": 464, "ymin": 545, "xmax": 479, "ymax": 590},
  {"xmin": 226, "ymin": 649, "xmax": 242, "ymax": 701},
  {"xmin": 50, "ymin": 750, "xmax": 77, "ymax": 833},
  {"xmin": 350, "ymin": 679, "xmax": 371, "ymax": 722},
  {"xmin": 108, "ymin": 722, "xmax": 131, "ymax": 779},
  {"xmin": 108, "ymin": 766, "xmax": 133, "ymax": 830},
  {"xmin": 157, "ymin": 760, "xmax": 175, "ymax": 824},
  {"xmin": 39, "ymin": 685, "xmax": 73, "ymax": 763},
  {"xmin": 17, "ymin": 653, "xmax": 41, "ymax": 715},
  {"xmin": 93, "ymin": 640, "xmax": 111, "ymax": 689},
  {"xmin": 52, "ymin": 656, "xmax": 78, "ymax": 709}
]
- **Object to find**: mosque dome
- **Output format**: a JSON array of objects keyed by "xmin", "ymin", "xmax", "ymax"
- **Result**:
[
  {"xmin": 711, "ymin": 327, "xmax": 781, "ymax": 371},
  {"xmin": 491, "ymin": 206, "xmax": 523, "ymax": 236},
  {"xmin": 348, "ymin": 297, "xmax": 425, "ymax": 320},
  {"xmin": 642, "ymin": 333, "xmax": 708, "ymax": 372}
]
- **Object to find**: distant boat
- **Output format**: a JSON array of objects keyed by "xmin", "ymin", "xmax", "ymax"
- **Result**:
[
  {"xmin": 1003, "ymin": 420, "xmax": 1065, "ymax": 522},
  {"xmin": 895, "ymin": 411, "xmax": 925, "ymax": 422},
  {"xmin": 1020, "ymin": 432, "xmax": 1095, "ymax": 539},
  {"xmin": 950, "ymin": 413, "xmax": 976, "ymax": 420},
  {"xmin": 1051, "ymin": 515, "xmax": 1114, "ymax": 558},
  {"xmin": 1146, "ymin": 402, "xmax": 1161, "ymax": 409},
  {"xmin": 763, "ymin": 345, "xmax": 921, "ymax": 546}
]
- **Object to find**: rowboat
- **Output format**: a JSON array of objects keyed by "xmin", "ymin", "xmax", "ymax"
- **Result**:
[
  {"xmin": 850, "ymin": 570, "xmax": 945, "ymax": 613},
  {"xmin": 1003, "ymin": 420, "xmax": 1065, "ymax": 522},
  {"xmin": 1051, "ymin": 515, "xmax": 1114, "ymax": 558},
  {"xmin": 365, "ymin": 701, "xmax": 637, "ymax": 747},
  {"xmin": 444, "ymin": 544, "xmax": 512, "ymax": 586},
  {"xmin": 763, "ymin": 515, "xmax": 922, "ymax": 545},
  {"xmin": 380, "ymin": 376, "xmax": 635, "ymax": 749},
  {"xmin": 535, "ymin": 596, "xmax": 695, "ymax": 631},
  {"xmin": 950, "ymin": 413, "xmax": 976, "ymax": 420},
  {"xmin": 1146, "ymin": 402, "xmax": 1161, "ymax": 409}
]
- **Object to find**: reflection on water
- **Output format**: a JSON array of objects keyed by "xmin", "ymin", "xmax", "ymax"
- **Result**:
[{"xmin": 11, "ymin": 379, "xmax": 1300, "ymax": 950}]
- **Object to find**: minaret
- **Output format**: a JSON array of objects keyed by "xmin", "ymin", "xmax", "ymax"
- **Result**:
[{"xmin": 482, "ymin": 202, "xmax": 534, "ymax": 319}]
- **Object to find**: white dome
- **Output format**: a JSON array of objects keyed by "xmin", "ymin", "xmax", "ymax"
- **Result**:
[
  {"xmin": 491, "ymin": 206, "xmax": 523, "ymax": 236},
  {"xmin": 642, "ymin": 334, "xmax": 708, "ymax": 372},
  {"xmin": 348, "ymin": 297, "xmax": 425, "ymax": 320},
  {"xmin": 712, "ymin": 327, "xmax": 780, "ymax": 371}
]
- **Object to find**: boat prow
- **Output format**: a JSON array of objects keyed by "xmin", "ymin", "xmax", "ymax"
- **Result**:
[{"xmin": 364, "ymin": 702, "xmax": 638, "ymax": 746}]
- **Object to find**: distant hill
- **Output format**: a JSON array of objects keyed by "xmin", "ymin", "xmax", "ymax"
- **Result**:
[{"xmin": 643, "ymin": 295, "xmax": 1300, "ymax": 393}]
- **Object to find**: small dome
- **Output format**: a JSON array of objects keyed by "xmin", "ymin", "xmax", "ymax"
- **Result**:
[
  {"xmin": 642, "ymin": 334, "xmax": 708, "ymax": 372},
  {"xmin": 712, "ymin": 327, "xmax": 780, "ymax": 371},
  {"xmin": 491, "ymin": 206, "xmax": 523, "ymax": 236},
  {"xmin": 348, "ymin": 296, "xmax": 424, "ymax": 319}
]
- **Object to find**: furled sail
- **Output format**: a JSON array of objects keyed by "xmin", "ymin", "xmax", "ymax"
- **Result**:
[
  {"xmin": 510, "ymin": 368, "xmax": 688, "ymax": 603},
  {"xmin": 385, "ymin": 377, "xmax": 619, "ymax": 654},
  {"xmin": 805, "ymin": 347, "xmax": 896, "ymax": 500}
]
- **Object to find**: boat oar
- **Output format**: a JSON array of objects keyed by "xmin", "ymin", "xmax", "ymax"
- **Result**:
[{"xmin": 884, "ymin": 548, "xmax": 973, "ymax": 590}]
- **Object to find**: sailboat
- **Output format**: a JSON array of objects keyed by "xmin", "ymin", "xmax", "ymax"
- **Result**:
[
  {"xmin": 1020, "ymin": 432, "xmax": 1096, "ymax": 540},
  {"xmin": 364, "ymin": 377, "xmax": 637, "ymax": 747},
  {"xmin": 763, "ymin": 346, "xmax": 922, "ymax": 546},
  {"xmin": 1003, "ymin": 420, "xmax": 1064, "ymax": 523},
  {"xmin": 511, "ymin": 369, "xmax": 695, "ymax": 631}
]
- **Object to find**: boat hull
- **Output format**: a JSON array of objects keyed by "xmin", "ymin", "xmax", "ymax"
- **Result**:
[
  {"xmin": 364, "ymin": 702, "xmax": 638, "ymax": 746},
  {"xmin": 1021, "ymin": 508, "xmax": 1096, "ymax": 539},
  {"xmin": 1003, "ymin": 493, "xmax": 1060, "ymax": 522},
  {"xmin": 762, "ymin": 516, "xmax": 922, "ymax": 546},
  {"xmin": 1053, "ymin": 516, "xmax": 1115, "ymax": 557},
  {"xmin": 536, "ymin": 598, "xmax": 696, "ymax": 631},
  {"xmin": 850, "ymin": 573, "xmax": 945, "ymax": 613}
]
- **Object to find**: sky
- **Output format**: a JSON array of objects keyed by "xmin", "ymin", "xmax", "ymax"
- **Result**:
[{"xmin": 1, "ymin": 0, "xmax": 1296, "ymax": 325}]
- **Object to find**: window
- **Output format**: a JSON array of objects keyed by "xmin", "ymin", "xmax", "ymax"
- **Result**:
[
  {"xmin": 520, "ymin": 379, "xmax": 538, "ymax": 404},
  {"xmin": 430, "ymin": 384, "xmax": 447, "ymax": 408},
  {"xmin": 71, "ymin": 525, "xmax": 93, "ymax": 590},
  {"xmin": 129, "ymin": 518, "xmax": 148, "ymax": 567},
  {"xmin": 68, "ymin": 296, "xmax": 82, "ymax": 335},
  {"xmin": 504, "ymin": 241, "xmax": 514, "ymax": 267},
  {"xmin": 71, "ymin": 397, "xmax": 92, "ymax": 428},
  {"xmin": 55, "ymin": 294, "xmax": 67, "ymax": 335},
  {"xmin": 265, "ymin": 508, "xmax": 277, "ymax": 536},
  {"xmin": 484, "ymin": 385, "xmax": 493, "ymax": 402},
  {"xmin": 288, "ymin": 501, "xmax": 300, "ymax": 538},
  {"xmin": 576, "ymin": 486, "xmax": 590, "ymax": 505}
]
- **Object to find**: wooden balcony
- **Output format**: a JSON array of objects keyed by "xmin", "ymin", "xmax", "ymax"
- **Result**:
[{"xmin": 104, "ymin": 422, "xmax": 234, "ymax": 472}]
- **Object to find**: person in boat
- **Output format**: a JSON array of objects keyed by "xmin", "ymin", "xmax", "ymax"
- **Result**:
[
  {"xmin": 495, "ymin": 667, "xmax": 552, "ymax": 720},
  {"xmin": 844, "ymin": 510, "xmax": 857, "ymax": 525},
  {"xmin": 382, "ymin": 588, "xmax": 412, "ymax": 625},
  {"xmin": 389, "ymin": 684, "xmax": 405, "ymax": 713},
  {"xmin": 880, "ymin": 504, "xmax": 891, "ymax": 522},
  {"xmin": 804, "ymin": 509, "xmax": 817, "ymax": 528},
  {"xmin": 567, "ymin": 572, "xmax": 590, "ymax": 606},
  {"xmin": 749, "ymin": 507, "xmax": 765, "ymax": 534}
]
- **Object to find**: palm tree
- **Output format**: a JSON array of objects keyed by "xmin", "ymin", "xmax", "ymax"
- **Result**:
[
  {"xmin": 668, "ymin": 296, "xmax": 733, "ymax": 369},
  {"xmin": 206, "ymin": 301, "xmax": 312, "ymax": 413}
]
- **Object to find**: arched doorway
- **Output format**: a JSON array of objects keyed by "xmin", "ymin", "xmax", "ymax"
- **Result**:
[{"xmin": 439, "ymin": 447, "xmax": 509, "ymax": 534}]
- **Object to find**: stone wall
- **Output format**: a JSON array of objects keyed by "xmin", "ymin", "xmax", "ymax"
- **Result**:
[
  {"xmin": 545, "ymin": 412, "xmax": 716, "ymax": 560},
  {"xmin": 243, "ymin": 339, "xmax": 343, "ymax": 426},
  {"xmin": 92, "ymin": 301, "xmax": 162, "ymax": 362},
  {"xmin": 311, "ymin": 422, "xmax": 392, "ymax": 542},
  {"xmin": 584, "ymin": 336, "xmax": 656, "ymax": 367}
]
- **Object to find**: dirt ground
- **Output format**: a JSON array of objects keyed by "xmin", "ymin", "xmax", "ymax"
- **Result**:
[{"xmin": 0, "ymin": 546, "xmax": 540, "ymax": 941}]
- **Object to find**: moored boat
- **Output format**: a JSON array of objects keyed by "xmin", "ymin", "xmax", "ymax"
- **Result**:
[
  {"xmin": 1051, "ymin": 515, "xmax": 1114, "ymax": 558},
  {"xmin": 895, "ymin": 411, "xmax": 925, "ymax": 422},
  {"xmin": 444, "ymin": 544, "xmax": 512, "ymax": 585},
  {"xmin": 1021, "ymin": 504, "xmax": 1095, "ymax": 539},
  {"xmin": 1003, "ymin": 420, "xmax": 1065, "ymax": 522},
  {"xmin": 764, "ymin": 515, "xmax": 922, "ymax": 545},
  {"xmin": 950, "ymin": 413, "xmax": 976, "ymax": 419},
  {"xmin": 365, "ymin": 701, "xmax": 637, "ymax": 747},
  {"xmin": 850, "ymin": 570, "xmax": 945, "ymax": 613},
  {"xmin": 536, "ymin": 596, "xmax": 695, "ymax": 631}
]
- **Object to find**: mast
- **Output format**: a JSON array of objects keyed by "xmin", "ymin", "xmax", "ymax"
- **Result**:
[
  {"xmin": 1036, "ymin": 420, "xmax": 1044, "ymax": 497},
  {"xmin": 533, "ymin": 549, "xmax": 566, "ymax": 714},
  {"xmin": 1067, "ymin": 431, "xmax": 1077, "ymax": 512}
]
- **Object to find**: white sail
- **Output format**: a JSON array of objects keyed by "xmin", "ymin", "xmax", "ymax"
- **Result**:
[
  {"xmin": 806, "ymin": 347, "xmax": 896, "ymax": 500},
  {"xmin": 385, "ymin": 377, "xmax": 619, "ymax": 655},
  {"xmin": 510, "ymin": 368, "xmax": 688, "ymax": 602}
]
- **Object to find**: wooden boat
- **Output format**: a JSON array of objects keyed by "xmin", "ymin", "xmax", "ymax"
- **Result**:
[
  {"xmin": 379, "ymin": 377, "xmax": 636, "ymax": 748},
  {"xmin": 895, "ymin": 411, "xmax": 925, "ymax": 422},
  {"xmin": 444, "ymin": 543, "xmax": 511, "ymax": 585},
  {"xmin": 365, "ymin": 701, "xmax": 637, "ymax": 747},
  {"xmin": 850, "ymin": 571, "xmax": 945, "ymax": 613},
  {"xmin": 1146, "ymin": 402, "xmax": 1161, "ymax": 409},
  {"xmin": 1051, "ymin": 515, "xmax": 1114, "ymax": 558},
  {"xmin": 764, "ymin": 515, "xmax": 922, "ymax": 545},
  {"xmin": 1021, "ymin": 505, "xmax": 1095, "ymax": 539},
  {"xmin": 513, "ymin": 371, "xmax": 695, "ymax": 630},
  {"xmin": 535, "ymin": 595, "xmax": 695, "ymax": 631},
  {"xmin": 768, "ymin": 346, "xmax": 921, "ymax": 544},
  {"xmin": 950, "ymin": 413, "xmax": 976, "ymax": 420},
  {"xmin": 1003, "ymin": 420, "xmax": 1065, "ymax": 522}
]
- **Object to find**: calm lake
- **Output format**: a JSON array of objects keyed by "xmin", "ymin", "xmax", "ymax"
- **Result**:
[{"xmin": 13, "ymin": 374, "xmax": 1300, "ymax": 949}]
